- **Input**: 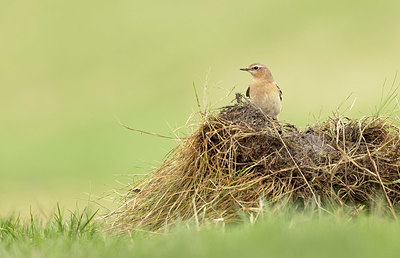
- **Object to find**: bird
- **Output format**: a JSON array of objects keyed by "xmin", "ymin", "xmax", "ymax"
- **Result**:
[{"xmin": 240, "ymin": 62, "xmax": 282, "ymax": 120}]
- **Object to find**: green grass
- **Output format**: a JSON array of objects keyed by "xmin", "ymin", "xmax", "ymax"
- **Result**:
[{"xmin": 1, "ymin": 206, "xmax": 400, "ymax": 258}]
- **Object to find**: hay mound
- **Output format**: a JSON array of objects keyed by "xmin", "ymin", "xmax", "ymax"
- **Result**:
[{"xmin": 108, "ymin": 100, "xmax": 400, "ymax": 232}]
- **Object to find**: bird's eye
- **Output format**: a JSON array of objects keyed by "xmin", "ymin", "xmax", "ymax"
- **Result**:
[{"xmin": 253, "ymin": 66, "xmax": 259, "ymax": 70}]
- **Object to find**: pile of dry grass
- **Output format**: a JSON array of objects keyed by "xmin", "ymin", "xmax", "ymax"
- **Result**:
[{"xmin": 106, "ymin": 98, "xmax": 400, "ymax": 232}]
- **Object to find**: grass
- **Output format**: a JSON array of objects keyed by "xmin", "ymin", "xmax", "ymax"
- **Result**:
[
  {"xmin": 1, "ymin": 205, "xmax": 400, "ymax": 258},
  {"xmin": 107, "ymin": 100, "xmax": 400, "ymax": 233},
  {"xmin": 4, "ymin": 107, "xmax": 400, "ymax": 258}
]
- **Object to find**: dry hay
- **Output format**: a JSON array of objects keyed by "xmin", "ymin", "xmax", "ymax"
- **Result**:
[{"xmin": 106, "ymin": 97, "xmax": 400, "ymax": 232}]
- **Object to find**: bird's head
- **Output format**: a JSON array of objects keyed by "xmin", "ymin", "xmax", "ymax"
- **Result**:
[{"xmin": 240, "ymin": 62, "xmax": 273, "ymax": 80}]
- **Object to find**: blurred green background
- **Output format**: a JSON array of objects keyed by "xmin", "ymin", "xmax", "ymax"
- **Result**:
[{"xmin": 1, "ymin": 0, "xmax": 399, "ymax": 217}]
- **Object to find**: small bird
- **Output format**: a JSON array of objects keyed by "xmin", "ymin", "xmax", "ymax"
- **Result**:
[{"xmin": 240, "ymin": 62, "xmax": 282, "ymax": 120}]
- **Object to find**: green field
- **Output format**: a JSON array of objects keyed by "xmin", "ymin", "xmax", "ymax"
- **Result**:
[
  {"xmin": 1, "ymin": 207, "xmax": 400, "ymax": 258},
  {"xmin": 1, "ymin": 0, "xmax": 400, "ymax": 256}
]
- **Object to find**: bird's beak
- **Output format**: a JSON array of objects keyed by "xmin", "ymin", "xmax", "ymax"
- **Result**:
[{"xmin": 240, "ymin": 68, "xmax": 249, "ymax": 71}]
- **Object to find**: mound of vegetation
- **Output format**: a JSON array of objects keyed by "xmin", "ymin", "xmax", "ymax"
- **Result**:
[{"xmin": 106, "ymin": 97, "xmax": 400, "ymax": 232}]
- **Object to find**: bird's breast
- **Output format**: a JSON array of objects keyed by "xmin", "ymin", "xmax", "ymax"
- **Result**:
[{"xmin": 249, "ymin": 82, "xmax": 282, "ymax": 117}]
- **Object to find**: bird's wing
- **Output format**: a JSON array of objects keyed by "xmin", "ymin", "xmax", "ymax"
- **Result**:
[
  {"xmin": 246, "ymin": 86, "xmax": 250, "ymax": 98},
  {"xmin": 274, "ymin": 81, "xmax": 282, "ymax": 101}
]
